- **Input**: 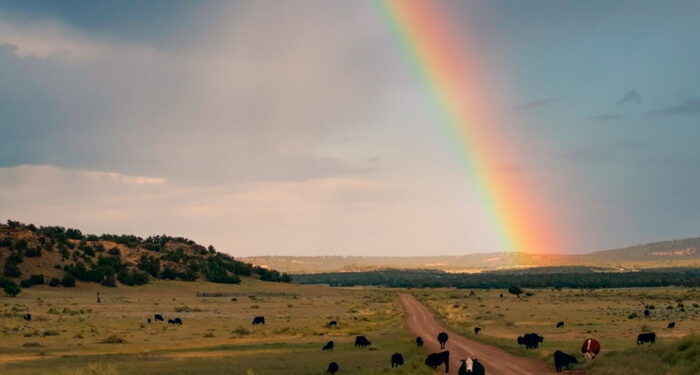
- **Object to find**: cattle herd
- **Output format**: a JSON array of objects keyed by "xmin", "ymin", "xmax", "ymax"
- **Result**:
[{"xmin": 15, "ymin": 305, "xmax": 676, "ymax": 373}]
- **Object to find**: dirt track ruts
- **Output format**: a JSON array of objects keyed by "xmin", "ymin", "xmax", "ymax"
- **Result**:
[{"xmin": 399, "ymin": 293, "xmax": 564, "ymax": 375}]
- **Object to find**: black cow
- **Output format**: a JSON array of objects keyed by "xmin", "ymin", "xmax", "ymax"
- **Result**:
[
  {"xmin": 416, "ymin": 336, "xmax": 424, "ymax": 347},
  {"xmin": 252, "ymin": 316, "xmax": 265, "ymax": 325},
  {"xmin": 644, "ymin": 309, "xmax": 650, "ymax": 316},
  {"xmin": 147, "ymin": 318, "xmax": 151, "ymax": 324},
  {"xmin": 523, "ymin": 333, "xmax": 543, "ymax": 349},
  {"xmin": 517, "ymin": 336, "xmax": 524, "ymax": 346},
  {"xmin": 425, "ymin": 351, "xmax": 450, "ymax": 373},
  {"xmin": 326, "ymin": 362, "xmax": 339, "ymax": 374},
  {"xmin": 328, "ymin": 320, "xmax": 338, "ymax": 327},
  {"xmin": 471, "ymin": 359, "xmax": 485, "ymax": 375},
  {"xmin": 556, "ymin": 321, "xmax": 564, "ymax": 328},
  {"xmin": 355, "ymin": 335, "xmax": 371, "ymax": 348},
  {"xmin": 554, "ymin": 350, "xmax": 578, "ymax": 372},
  {"xmin": 437, "ymin": 332, "xmax": 449, "ymax": 349},
  {"xmin": 173, "ymin": 317, "xmax": 182, "ymax": 325},
  {"xmin": 23, "ymin": 314, "xmax": 31, "ymax": 321},
  {"xmin": 391, "ymin": 352, "xmax": 404, "ymax": 368},
  {"xmin": 323, "ymin": 341, "xmax": 334, "ymax": 351},
  {"xmin": 668, "ymin": 322, "xmax": 676, "ymax": 329},
  {"xmin": 154, "ymin": 314, "xmax": 164, "ymax": 321},
  {"xmin": 500, "ymin": 293, "xmax": 503, "ymax": 298},
  {"xmin": 474, "ymin": 327, "xmax": 481, "ymax": 335},
  {"xmin": 168, "ymin": 319, "xmax": 175, "ymax": 324},
  {"xmin": 637, "ymin": 332, "xmax": 656, "ymax": 345}
]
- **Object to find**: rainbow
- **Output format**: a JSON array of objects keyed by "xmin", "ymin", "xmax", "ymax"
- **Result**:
[{"xmin": 378, "ymin": 0, "xmax": 560, "ymax": 253}]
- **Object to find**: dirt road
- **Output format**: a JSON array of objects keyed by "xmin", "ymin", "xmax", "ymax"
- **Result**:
[{"xmin": 399, "ymin": 293, "xmax": 562, "ymax": 375}]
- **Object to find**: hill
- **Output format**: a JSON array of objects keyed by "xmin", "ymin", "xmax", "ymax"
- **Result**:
[
  {"xmin": 0, "ymin": 220, "xmax": 290, "ymax": 295},
  {"xmin": 242, "ymin": 237, "xmax": 700, "ymax": 274}
]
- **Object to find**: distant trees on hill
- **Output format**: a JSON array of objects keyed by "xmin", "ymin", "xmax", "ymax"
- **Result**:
[{"xmin": 294, "ymin": 268, "xmax": 700, "ymax": 289}]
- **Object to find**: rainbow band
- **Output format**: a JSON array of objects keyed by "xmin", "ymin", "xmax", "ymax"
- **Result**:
[{"xmin": 378, "ymin": 0, "xmax": 559, "ymax": 253}]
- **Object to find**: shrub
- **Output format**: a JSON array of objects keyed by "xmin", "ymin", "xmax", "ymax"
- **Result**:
[
  {"xmin": 3, "ymin": 281, "xmax": 21, "ymax": 297},
  {"xmin": 24, "ymin": 247, "xmax": 41, "ymax": 257},
  {"xmin": 49, "ymin": 277, "xmax": 60, "ymax": 287},
  {"xmin": 61, "ymin": 273, "xmax": 76, "ymax": 287},
  {"xmin": 29, "ymin": 274, "xmax": 45, "ymax": 285},
  {"xmin": 3, "ymin": 258, "xmax": 21, "ymax": 278}
]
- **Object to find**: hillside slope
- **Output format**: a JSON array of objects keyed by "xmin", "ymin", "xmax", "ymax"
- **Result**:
[
  {"xmin": 0, "ymin": 220, "xmax": 290, "ymax": 294},
  {"xmin": 242, "ymin": 237, "xmax": 700, "ymax": 273}
]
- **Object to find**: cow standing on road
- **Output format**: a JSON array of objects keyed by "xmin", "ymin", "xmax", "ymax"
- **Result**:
[{"xmin": 437, "ymin": 332, "xmax": 449, "ymax": 349}]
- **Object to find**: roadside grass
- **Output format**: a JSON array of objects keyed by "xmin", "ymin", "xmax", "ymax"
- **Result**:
[{"xmin": 0, "ymin": 279, "xmax": 432, "ymax": 374}]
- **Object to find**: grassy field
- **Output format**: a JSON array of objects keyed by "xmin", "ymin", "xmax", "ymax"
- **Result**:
[
  {"xmin": 414, "ymin": 287, "xmax": 700, "ymax": 373},
  {"xmin": 0, "ymin": 279, "xmax": 433, "ymax": 375}
]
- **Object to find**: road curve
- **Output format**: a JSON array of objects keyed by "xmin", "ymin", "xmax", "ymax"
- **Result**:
[{"xmin": 399, "ymin": 293, "xmax": 560, "ymax": 375}]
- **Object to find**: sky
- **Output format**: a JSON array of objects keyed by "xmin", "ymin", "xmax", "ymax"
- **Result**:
[{"xmin": 1, "ymin": 0, "xmax": 700, "ymax": 256}]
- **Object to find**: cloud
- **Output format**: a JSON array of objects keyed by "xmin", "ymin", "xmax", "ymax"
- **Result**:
[
  {"xmin": 514, "ymin": 98, "xmax": 557, "ymax": 111},
  {"xmin": 617, "ymin": 90, "xmax": 642, "ymax": 105},
  {"xmin": 647, "ymin": 98, "xmax": 700, "ymax": 116},
  {"xmin": 589, "ymin": 114, "xmax": 620, "ymax": 122},
  {"xmin": 554, "ymin": 142, "xmax": 649, "ymax": 162}
]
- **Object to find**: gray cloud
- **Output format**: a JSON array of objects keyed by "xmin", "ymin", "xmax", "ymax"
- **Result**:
[
  {"xmin": 617, "ymin": 90, "xmax": 642, "ymax": 105},
  {"xmin": 555, "ymin": 142, "xmax": 649, "ymax": 162},
  {"xmin": 648, "ymin": 98, "xmax": 700, "ymax": 116},
  {"xmin": 514, "ymin": 98, "xmax": 557, "ymax": 111},
  {"xmin": 589, "ymin": 114, "xmax": 620, "ymax": 122}
]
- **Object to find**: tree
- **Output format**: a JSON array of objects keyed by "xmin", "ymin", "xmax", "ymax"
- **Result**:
[
  {"xmin": 508, "ymin": 285, "xmax": 524, "ymax": 298},
  {"xmin": 3, "ymin": 281, "xmax": 21, "ymax": 297}
]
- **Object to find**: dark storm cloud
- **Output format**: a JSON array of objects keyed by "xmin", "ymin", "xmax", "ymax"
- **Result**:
[
  {"xmin": 648, "ymin": 98, "xmax": 700, "ymax": 116},
  {"xmin": 617, "ymin": 90, "xmax": 642, "ymax": 105},
  {"xmin": 514, "ymin": 98, "xmax": 557, "ymax": 111}
]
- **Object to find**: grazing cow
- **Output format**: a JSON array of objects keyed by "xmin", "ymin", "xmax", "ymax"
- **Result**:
[
  {"xmin": 168, "ymin": 319, "xmax": 175, "ymax": 324},
  {"xmin": 581, "ymin": 338, "xmax": 601, "ymax": 360},
  {"xmin": 147, "ymin": 318, "xmax": 151, "ymax": 324},
  {"xmin": 523, "ymin": 333, "xmax": 543, "ymax": 349},
  {"xmin": 322, "ymin": 341, "xmax": 334, "ymax": 351},
  {"xmin": 425, "ymin": 351, "xmax": 450, "ymax": 373},
  {"xmin": 355, "ymin": 335, "xmax": 372, "ymax": 348},
  {"xmin": 416, "ymin": 336, "xmax": 424, "ymax": 347},
  {"xmin": 391, "ymin": 352, "xmax": 404, "ymax": 368},
  {"xmin": 517, "ymin": 336, "xmax": 524, "ymax": 346},
  {"xmin": 644, "ymin": 309, "xmax": 650, "ymax": 316},
  {"xmin": 500, "ymin": 293, "xmax": 503, "ymax": 298},
  {"xmin": 154, "ymin": 314, "xmax": 164, "ymax": 322},
  {"xmin": 458, "ymin": 357, "xmax": 485, "ymax": 375},
  {"xmin": 668, "ymin": 322, "xmax": 676, "ymax": 329},
  {"xmin": 173, "ymin": 317, "xmax": 182, "ymax": 325},
  {"xmin": 252, "ymin": 316, "xmax": 265, "ymax": 325},
  {"xmin": 474, "ymin": 327, "xmax": 481, "ymax": 335},
  {"xmin": 556, "ymin": 321, "xmax": 564, "ymax": 328},
  {"xmin": 328, "ymin": 320, "xmax": 338, "ymax": 328},
  {"xmin": 326, "ymin": 361, "xmax": 339, "ymax": 374},
  {"xmin": 23, "ymin": 314, "xmax": 31, "ymax": 321},
  {"xmin": 437, "ymin": 332, "xmax": 449, "ymax": 349},
  {"xmin": 554, "ymin": 350, "xmax": 577, "ymax": 372},
  {"xmin": 637, "ymin": 332, "xmax": 656, "ymax": 345}
]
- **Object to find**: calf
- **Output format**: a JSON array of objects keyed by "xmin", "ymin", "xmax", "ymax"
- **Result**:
[
  {"xmin": 437, "ymin": 331, "xmax": 449, "ymax": 349},
  {"xmin": 668, "ymin": 322, "xmax": 676, "ymax": 329},
  {"xmin": 556, "ymin": 321, "xmax": 564, "ymax": 328},
  {"xmin": 355, "ymin": 335, "xmax": 371, "ymax": 348},
  {"xmin": 252, "ymin": 316, "xmax": 265, "ymax": 325},
  {"xmin": 637, "ymin": 332, "xmax": 656, "ymax": 345},
  {"xmin": 554, "ymin": 350, "xmax": 577, "ymax": 372},
  {"xmin": 23, "ymin": 314, "xmax": 31, "ymax": 321},
  {"xmin": 391, "ymin": 352, "xmax": 404, "ymax": 368},
  {"xmin": 154, "ymin": 314, "xmax": 164, "ymax": 322},
  {"xmin": 474, "ymin": 327, "xmax": 481, "ymax": 335},
  {"xmin": 517, "ymin": 336, "xmax": 524, "ymax": 346},
  {"xmin": 425, "ymin": 351, "xmax": 450, "ymax": 373},
  {"xmin": 416, "ymin": 336, "xmax": 424, "ymax": 347},
  {"xmin": 581, "ymin": 338, "xmax": 601, "ymax": 360},
  {"xmin": 322, "ymin": 341, "xmax": 334, "ymax": 351},
  {"xmin": 173, "ymin": 317, "xmax": 182, "ymax": 325},
  {"xmin": 147, "ymin": 318, "xmax": 151, "ymax": 324},
  {"xmin": 328, "ymin": 320, "xmax": 338, "ymax": 328},
  {"xmin": 168, "ymin": 319, "xmax": 175, "ymax": 324},
  {"xmin": 644, "ymin": 309, "xmax": 650, "ymax": 316},
  {"xmin": 326, "ymin": 362, "xmax": 339, "ymax": 374}
]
